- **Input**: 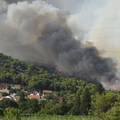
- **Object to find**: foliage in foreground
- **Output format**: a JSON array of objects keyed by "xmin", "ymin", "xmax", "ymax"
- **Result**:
[{"xmin": 3, "ymin": 114, "xmax": 100, "ymax": 120}]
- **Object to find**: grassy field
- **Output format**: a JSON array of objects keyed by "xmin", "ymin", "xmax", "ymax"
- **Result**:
[{"xmin": 20, "ymin": 115, "xmax": 99, "ymax": 120}]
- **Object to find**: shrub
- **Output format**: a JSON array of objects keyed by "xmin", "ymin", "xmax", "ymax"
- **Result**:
[
  {"xmin": 105, "ymin": 105, "xmax": 120, "ymax": 120},
  {"xmin": 4, "ymin": 108, "xmax": 21, "ymax": 120}
]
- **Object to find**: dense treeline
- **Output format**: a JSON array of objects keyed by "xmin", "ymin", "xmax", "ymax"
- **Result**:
[
  {"xmin": 0, "ymin": 53, "xmax": 103, "ymax": 91},
  {"xmin": 0, "ymin": 53, "xmax": 119, "ymax": 120}
]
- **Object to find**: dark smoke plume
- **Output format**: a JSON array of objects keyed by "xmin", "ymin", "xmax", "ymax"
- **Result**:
[
  {"xmin": 39, "ymin": 22, "xmax": 117, "ymax": 84},
  {"xmin": 0, "ymin": 0, "xmax": 119, "ymax": 90}
]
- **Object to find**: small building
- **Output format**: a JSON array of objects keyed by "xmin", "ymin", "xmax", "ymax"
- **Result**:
[
  {"xmin": 28, "ymin": 92, "xmax": 41, "ymax": 101},
  {"xmin": 42, "ymin": 90, "xmax": 53, "ymax": 98},
  {"xmin": 10, "ymin": 84, "xmax": 21, "ymax": 90},
  {"xmin": 0, "ymin": 96, "xmax": 13, "ymax": 101},
  {"xmin": 8, "ymin": 93, "xmax": 20, "ymax": 102},
  {"xmin": 0, "ymin": 84, "xmax": 9, "ymax": 94}
]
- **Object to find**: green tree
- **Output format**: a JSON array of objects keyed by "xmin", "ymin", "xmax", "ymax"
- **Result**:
[
  {"xmin": 0, "ymin": 99, "xmax": 18, "ymax": 109},
  {"xmin": 80, "ymin": 87, "xmax": 91, "ymax": 115},
  {"xmin": 4, "ymin": 108, "xmax": 21, "ymax": 120},
  {"xmin": 69, "ymin": 91, "xmax": 81, "ymax": 115},
  {"xmin": 91, "ymin": 92, "xmax": 117, "ymax": 115},
  {"xmin": 105, "ymin": 105, "xmax": 120, "ymax": 120}
]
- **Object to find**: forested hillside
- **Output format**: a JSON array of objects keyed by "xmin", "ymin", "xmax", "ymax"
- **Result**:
[
  {"xmin": 0, "ymin": 53, "xmax": 119, "ymax": 120},
  {"xmin": 0, "ymin": 53, "xmax": 102, "ymax": 91}
]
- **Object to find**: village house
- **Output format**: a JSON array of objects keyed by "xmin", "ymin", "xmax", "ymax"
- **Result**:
[
  {"xmin": 0, "ymin": 83, "xmax": 54, "ymax": 102},
  {"xmin": 28, "ymin": 91, "xmax": 41, "ymax": 100},
  {"xmin": 0, "ymin": 83, "xmax": 22, "ymax": 102},
  {"xmin": 41, "ymin": 90, "xmax": 53, "ymax": 98},
  {"xmin": 10, "ymin": 84, "xmax": 21, "ymax": 90},
  {"xmin": 28, "ymin": 90, "xmax": 53, "ymax": 100},
  {"xmin": 0, "ymin": 84, "xmax": 9, "ymax": 94}
]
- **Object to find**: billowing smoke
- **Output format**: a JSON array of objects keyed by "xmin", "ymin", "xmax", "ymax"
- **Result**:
[
  {"xmin": 0, "ymin": 0, "xmax": 119, "ymax": 90},
  {"xmin": 51, "ymin": 0, "xmax": 120, "ymax": 65}
]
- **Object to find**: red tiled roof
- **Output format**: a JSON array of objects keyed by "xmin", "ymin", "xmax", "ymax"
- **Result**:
[{"xmin": 28, "ymin": 94, "xmax": 40, "ymax": 100}]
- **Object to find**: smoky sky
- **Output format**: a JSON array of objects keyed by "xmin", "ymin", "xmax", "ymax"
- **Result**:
[
  {"xmin": 3, "ymin": 0, "xmax": 29, "ymax": 3},
  {"xmin": 0, "ymin": 0, "xmax": 119, "ymax": 90}
]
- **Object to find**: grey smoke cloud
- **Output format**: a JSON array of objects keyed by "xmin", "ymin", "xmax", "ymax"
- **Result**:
[
  {"xmin": 50, "ymin": 0, "xmax": 120, "ymax": 65},
  {"xmin": 3, "ymin": 0, "xmax": 28, "ymax": 3},
  {"xmin": 0, "ymin": 0, "xmax": 119, "ymax": 90}
]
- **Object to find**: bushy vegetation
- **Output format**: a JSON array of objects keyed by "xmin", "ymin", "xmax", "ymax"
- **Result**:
[
  {"xmin": 21, "ymin": 115, "xmax": 99, "ymax": 120},
  {"xmin": 1, "ymin": 115, "xmax": 99, "ymax": 120},
  {"xmin": 0, "ymin": 53, "xmax": 119, "ymax": 120}
]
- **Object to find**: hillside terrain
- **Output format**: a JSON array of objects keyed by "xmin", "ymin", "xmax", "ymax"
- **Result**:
[
  {"xmin": 0, "ymin": 53, "xmax": 119, "ymax": 120},
  {"xmin": 0, "ymin": 53, "xmax": 102, "ymax": 91}
]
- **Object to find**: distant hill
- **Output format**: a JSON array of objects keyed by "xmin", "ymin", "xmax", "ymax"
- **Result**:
[
  {"xmin": 0, "ymin": 53, "xmax": 104, "ymax": 92},
  {"xmin": 0, "ymin": 53, "xmax": 111, "ymax": 117}
]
